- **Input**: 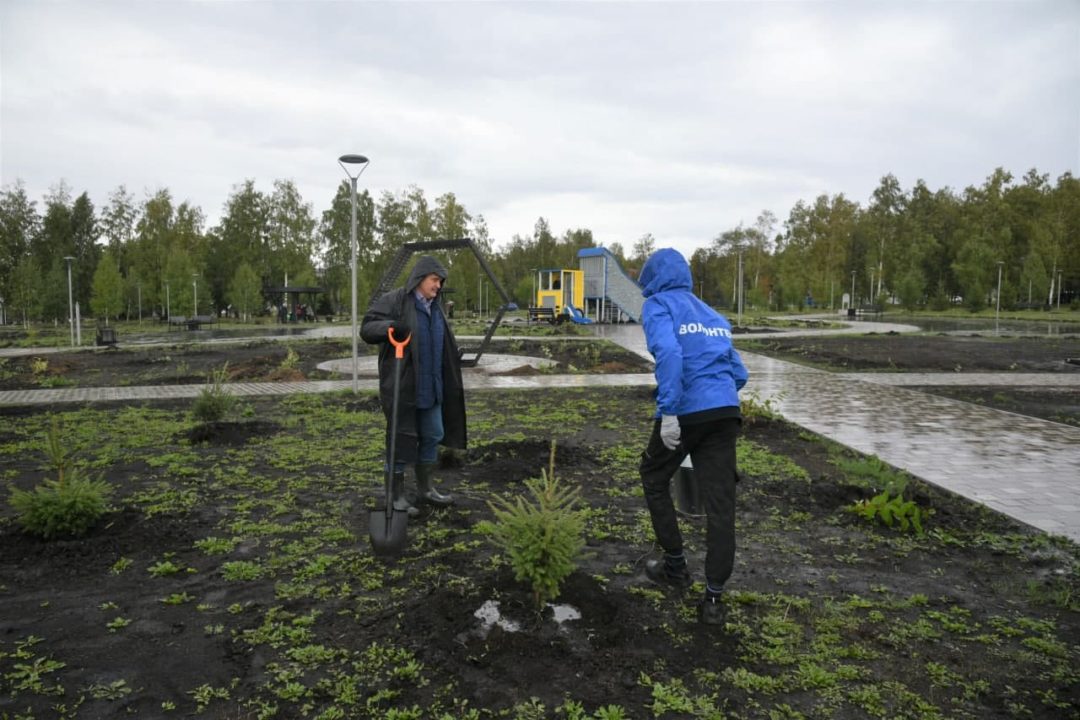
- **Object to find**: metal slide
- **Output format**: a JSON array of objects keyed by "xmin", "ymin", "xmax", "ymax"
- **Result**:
[{"xmin": 577, "ymin": 247, "xmax": 644, "ymax": 322}]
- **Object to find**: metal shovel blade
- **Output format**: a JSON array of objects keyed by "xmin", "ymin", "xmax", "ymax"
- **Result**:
[{"xmin": 369, "ymin": 505, "xmax": 408, "ymax": 557}]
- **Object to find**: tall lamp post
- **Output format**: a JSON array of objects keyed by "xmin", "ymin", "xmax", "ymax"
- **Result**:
[
  {"xmin": 995, "ymin": 260, "xmax": 1004, "ymax": 330},
  {"xmin": 850, "ymin": 270, "xmax": 856, "ymax": 310},
  {"xmin": 63, "ymin": 256, "xmax": 75, "ymax": 346},
  {"xmin": 1057, "ymin": 269, "xmax": 1064, "ymax": 309},
  {"xmin": 137, "ymin": 281, "xmax": 142, "ymax": 324},
  {"xmin": 193, "ymin": 274, "xmax": 199, "ymax": 317},
  {"xmin": 737, "ymin": 247, "xmax": 744, "ymax": 327},
  {"xmin": 165, "ymin": 281, "xmax": 170, "ymax": 321},
  {"xmin": 338, "ymin": 153, "xmax": 371, "ymax": 394}
]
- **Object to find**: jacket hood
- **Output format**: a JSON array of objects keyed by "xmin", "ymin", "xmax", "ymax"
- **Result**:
[
  {"xmin": 638, "ymin": 248, "xmax": 692, "ymax": 298},
  {"xmin": 406, "ymin": 255, "xmax": 449, "ymax": 293}
]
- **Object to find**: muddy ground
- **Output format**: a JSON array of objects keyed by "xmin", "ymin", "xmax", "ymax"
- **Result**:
[
  {"xmin": 1, "ymin": 331, "xmax": 1078, "ymax": 719},
  {"xmin": 0, "ymin": 337, "xmax": 651, "ymax": 390}
]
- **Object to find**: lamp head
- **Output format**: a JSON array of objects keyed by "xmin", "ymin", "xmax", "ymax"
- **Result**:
[{"xmin": 338, "ymin": 154, "xmax": 369, "ymax": 165}]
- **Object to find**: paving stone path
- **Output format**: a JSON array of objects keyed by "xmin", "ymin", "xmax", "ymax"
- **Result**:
[{"xmin": 3, "ymin": 321, "xmax": 1078, "ymax": 542}]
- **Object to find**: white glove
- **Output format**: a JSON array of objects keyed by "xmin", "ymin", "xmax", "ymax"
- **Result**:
[{"xmin": 660, "ymin": 414, "xmax": 681, "ymax": 450}]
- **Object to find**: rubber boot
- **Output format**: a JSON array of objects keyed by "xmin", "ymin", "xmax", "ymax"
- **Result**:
[
  {"xmin": 415, "ymin": 463, "xmax": 454, "ymax": 506},
  {"xmin": 391, "ymin": 470, "xmax": 419, "ymax": 518}
]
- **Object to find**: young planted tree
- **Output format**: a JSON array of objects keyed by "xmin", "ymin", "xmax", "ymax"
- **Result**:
[
  {"xmin": 10, "ymin": 416, "xmax": 112, "ymax": 539},
  {"xmin": 486, "ymin": 442, "xmax": 585, "ymax": 609}
]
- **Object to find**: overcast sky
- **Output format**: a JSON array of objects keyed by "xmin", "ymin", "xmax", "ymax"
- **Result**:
[{"xmin": 2, "ymin": 1, "xmax": 1078, "ymax": 260}]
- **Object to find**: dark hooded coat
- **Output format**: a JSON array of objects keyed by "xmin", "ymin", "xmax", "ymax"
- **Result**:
[{"xmin": 360, "ymin": 256, "xmax": 467, "ymax": 462}]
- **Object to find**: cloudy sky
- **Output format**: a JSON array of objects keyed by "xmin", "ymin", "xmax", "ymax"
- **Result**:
[{"xmin": 2, "ymin": 1, "xmax": 1078, "ymax": 260}]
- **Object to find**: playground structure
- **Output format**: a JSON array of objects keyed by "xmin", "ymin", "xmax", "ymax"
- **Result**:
[
  {"xmin": 528, "ymin": 247, "xmax": 644, "ymax": 324},
  {"xmin": 529, "ymin": 268, "xmax": 591, "ymax": 324}
]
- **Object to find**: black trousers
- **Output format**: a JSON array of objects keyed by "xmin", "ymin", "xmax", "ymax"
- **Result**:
[{"xmin": 639, "ymin": 416, "xmax": 741, "ymax": 587}]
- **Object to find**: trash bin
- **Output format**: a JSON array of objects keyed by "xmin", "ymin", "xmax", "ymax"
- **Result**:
[
  {"xmin": 673, "ymin": 456, "xmax": 704, "ymax": 517},
  {"xmin": 847, "ymin": 308, "xmax": 856, "ymax": 318}
]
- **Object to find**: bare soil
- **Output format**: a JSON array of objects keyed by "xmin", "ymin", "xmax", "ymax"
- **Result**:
[
  {"xmin": 0, "ymin": 337, "xmax": 653, "ymax": 390},
  {"xmin": 1, "ymin": 334, "xmax": 1078, "ymax": 719}
]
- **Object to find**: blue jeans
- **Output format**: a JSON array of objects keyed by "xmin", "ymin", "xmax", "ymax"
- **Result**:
[
  {"xmin": 392, "ymin": 404, "xmax": 444, "ymax": 472},
  {"xmin": 417, "ymin": 404, "xmax": 444, "ymax": 464}
]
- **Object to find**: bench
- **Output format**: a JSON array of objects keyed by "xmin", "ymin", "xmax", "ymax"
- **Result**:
[
  {"xmin": 169, "ymin": 315, "xmax": 217, "ymax": 330},
  {"xmin": 527, "ymin": 306, "xmax": 556, "ymax": 324}
]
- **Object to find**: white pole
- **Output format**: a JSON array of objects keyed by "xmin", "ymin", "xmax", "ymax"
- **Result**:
[
  {"xmin": 65, "ymin": 257, "xmax": 75, "ymax": 346},
  {"xmin": 737, "ymin": 249, "xmax": 744, "ymax": 327},
  {"xmin": 349, "ymin": 175, "xmax": 359, "ymax": 394},
  {"xmin": 995, "ymin": 261, "xmax": 1003, "ymax": 330}
]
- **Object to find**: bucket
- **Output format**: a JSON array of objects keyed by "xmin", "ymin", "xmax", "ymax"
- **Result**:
[{"xmin": 673, "ymin": 456, "xmax": 704, "ymax": 518}]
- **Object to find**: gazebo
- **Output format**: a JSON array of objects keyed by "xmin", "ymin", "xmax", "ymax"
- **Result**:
[{"xmin": 264, "ymin": 285, "xmax": 327, "ymax": 322}]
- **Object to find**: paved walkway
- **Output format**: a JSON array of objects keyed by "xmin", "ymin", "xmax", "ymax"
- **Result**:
[
  {"xmin": 2, "ymin": 322, "xmax": 1078, "ymax": 542},
  {"xmin": 593, "ymin": 324, "xmax": 1080, "ymax": 543}
]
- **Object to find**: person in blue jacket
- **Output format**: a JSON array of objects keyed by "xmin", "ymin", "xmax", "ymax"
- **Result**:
[{"xmin": 637, "ymin": 247, "xmax": 748, "ymax": 625}]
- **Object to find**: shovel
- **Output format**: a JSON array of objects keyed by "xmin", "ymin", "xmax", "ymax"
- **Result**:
[{"xmin": 369, "ymin": 326, "xmax": 411, "ymax": 557}]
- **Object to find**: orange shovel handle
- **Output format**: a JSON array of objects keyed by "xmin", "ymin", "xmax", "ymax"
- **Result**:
[{"xmin": 388, "ymin": 326, "xmax": 411, "ymax": 358}]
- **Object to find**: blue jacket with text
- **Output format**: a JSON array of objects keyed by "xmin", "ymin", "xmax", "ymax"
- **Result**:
[{"xmin": 639, "ymin": 248, "xmax": 749, "ymax": 418}]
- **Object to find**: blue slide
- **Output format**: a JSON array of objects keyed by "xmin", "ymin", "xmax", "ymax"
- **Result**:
[{"xmin": 563, "ymin": 303, "xmax": 593, "ymax": 324}]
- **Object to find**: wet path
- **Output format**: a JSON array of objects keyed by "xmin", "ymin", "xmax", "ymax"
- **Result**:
[
  {"xmin": 593, "ymin": 324, "xmax": 1080, "ymax": 542},
  {"xmin": 3, "ymin": 322, "xmax": 1078, "ymax": 542}
]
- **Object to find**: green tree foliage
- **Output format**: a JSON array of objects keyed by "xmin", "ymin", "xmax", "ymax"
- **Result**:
[
  {"xmin": 91, "ymin": 251, "xmax": 125, "ymax": 322},
  {"xmin": 267, "ymin": 179, "xmax": 317, "ymax": 288},
  {"xmin": 3, "ymin": 165, "xmax": 1078, "ymax": 324},
  {"xmin": 0, "ymin": 182, "xmax": 40, "ymax": 309},
  {"xmin": 319, "ymin": 181, "xmax": 376, "ymax": 315},
  {"xmin": 69, "ymin": 192, "xmax": 101, "ymax": 310},
  {"xmin": 208, "ymin": 180, "xmax": 268, "ymax": 309},
  {"xmin": 101, "ymin": 186, "xmax": 137, "ymax": 265},
  {"xmin": 227, "ymin": 262, "xmax": 262, "ymax": 321}
]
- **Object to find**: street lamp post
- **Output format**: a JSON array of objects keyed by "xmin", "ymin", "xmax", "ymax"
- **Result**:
[
  {"xmin": 63, "ymin": 256, "xmax": 75, "ymax": 346},
  {"xmin": 137, "ymin": 282, "xmax": 142, "ymax": 325},
  {"xmin": 1057, "ymin": 270, "xmax": 1064, "ymax": 309},
  {"xmin": 193, "ymin": 274, "xmax": 198, "ymax": 317},
  {"xmin": 338, "ymin": 153, "xmax": 371, "ymax": 394},
  {"xmin": 850, "ymin": 270, "xmax": 856, "ymax": 310},
  {"xmin": 995, "ymin": 260, "xmax": 1004, "ymax": 330},
  {"xmin": 165, "ymin": 281, "xmax": 170, "ymax": 322},
  {"xmin": 736, "ymin": 247, "xmax": 744, "ymax": 327}
]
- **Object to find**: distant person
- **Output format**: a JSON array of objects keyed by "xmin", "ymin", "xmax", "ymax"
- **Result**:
[
  {"xmin": 361, "ymin": 256, "xmax": 465, "ymax": 515},
  {"xmin": 637, "ymin": 248, "xmax": 748, "ymax": 625}
]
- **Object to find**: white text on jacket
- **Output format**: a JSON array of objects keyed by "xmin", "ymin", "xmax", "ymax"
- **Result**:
[{"xmin": 678, "ymin": 323, "xmax": 732, "ymax": 338}]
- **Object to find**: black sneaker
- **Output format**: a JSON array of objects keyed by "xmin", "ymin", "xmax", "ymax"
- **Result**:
[
  {"xmin": 698, "ymin": 597, "xmax": 725, "ymax": 625},
  {"xmin": 644, "ymin": 559, "xmax": 693, "ymax": 589}
]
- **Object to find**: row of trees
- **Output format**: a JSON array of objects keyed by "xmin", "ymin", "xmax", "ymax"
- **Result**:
[
  {"xmin": 691, "ymin": 169, "xmax": 1078, "ymax": 312},
  {"xmin": 1, "ymin": 167, "xmax": 1076, "ymax": 327}
]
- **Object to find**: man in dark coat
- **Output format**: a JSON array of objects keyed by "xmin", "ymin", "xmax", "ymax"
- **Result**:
[{"xmin": 361, "ymin": 255, "xmax": 465, "ymax": 516}]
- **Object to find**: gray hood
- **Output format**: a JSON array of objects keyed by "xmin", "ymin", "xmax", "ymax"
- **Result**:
[{"xmin": 406, "ymin": 255, "xmax": 448, "ymax": 293}]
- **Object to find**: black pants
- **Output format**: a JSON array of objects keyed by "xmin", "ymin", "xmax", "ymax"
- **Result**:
[{"xmin": 640, "ymin": 416, "xmax": 740, "ymax": 587}]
